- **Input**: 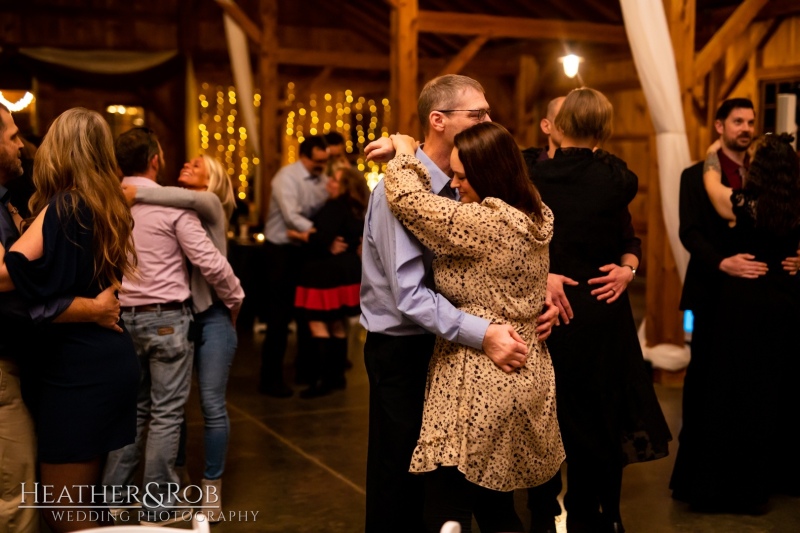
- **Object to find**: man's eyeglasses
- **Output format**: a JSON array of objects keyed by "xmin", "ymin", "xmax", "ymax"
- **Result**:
[{"xmin": 436, "ymin": 108, "xmax": 491, "ymax": 121}]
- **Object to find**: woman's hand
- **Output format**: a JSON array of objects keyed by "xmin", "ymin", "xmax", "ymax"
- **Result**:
[
  {"xmin": 121, "ymin": 184, "xmax": 137, "ymax": 207},
  {"xmin": 287, "ymin": 228, "xmax": 314, "ymax": 243},
  {"xmin": 365, "ymin": 136, "xmax": 396, "ymax": 163},
  {"xmin": 706, "ymin": 139, "xmax": 722, "ymax": 155},
  {"xmin": 547, "ymin": 273, "xmax": 578, "ymax": 324},
  {"xmin": 535, "ymin": 291, "xmax": 559, "ymax": 341},
  {"xmin": 389, "ymin": 134, "xmax": 418, "ymax": 157},
  {"xmin": 588, "ymin": 264, "xmax": 634, "ymax": 303}
]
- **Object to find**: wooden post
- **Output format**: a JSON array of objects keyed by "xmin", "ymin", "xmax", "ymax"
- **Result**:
[
  {"xmin": 259, "ymin": 0, "xmax": 279, "ymax": 218},
  {"xmin": 642, "ymin": 0, "xmax": 695, "ymax": 348},
  {"xmin": 391, "ymin": 0, "xmax": 419, "ymax": 137},
  {"xmin": 515, "ymin": 55, "xmax": 540, "ymax": 149}
]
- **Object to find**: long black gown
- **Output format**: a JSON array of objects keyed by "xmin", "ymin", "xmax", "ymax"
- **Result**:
[
  {"xmin": 670, "ymin": 190, "xmax": 800, "ymax": 509},
  {"xmin": 5, "ymin": 192, "xmax": 139, "ymax": 463},
  {"xmin": 531, "ymin": 148, "xmax": 672, "ymax": 468}
]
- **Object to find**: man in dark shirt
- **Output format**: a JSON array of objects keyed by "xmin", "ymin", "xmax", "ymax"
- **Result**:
[{"xmin": 0, "ymin": 103, "xmax": 120, "ymax": 532}]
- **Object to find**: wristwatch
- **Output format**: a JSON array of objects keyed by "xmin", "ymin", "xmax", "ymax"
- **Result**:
[{"xmin": 622, "ymin": 264, "xmax": 637, "ymax": 280}]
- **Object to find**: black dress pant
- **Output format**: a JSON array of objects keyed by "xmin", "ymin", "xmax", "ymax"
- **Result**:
[
  {"xmin": 424, "ymin": 466, "xmax": 523, "ymax": 533},
  {"xmin": 259, "ymin": 242, "xmax": 306, "ymax": 386},
  {"xmin": 364, "ymin": 332, "xmax": 435, "ymax": 533}
]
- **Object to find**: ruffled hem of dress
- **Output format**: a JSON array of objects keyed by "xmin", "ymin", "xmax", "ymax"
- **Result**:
[{"xmin": 410, "ymin": 438, "xmax": 565, "ymax": 492}]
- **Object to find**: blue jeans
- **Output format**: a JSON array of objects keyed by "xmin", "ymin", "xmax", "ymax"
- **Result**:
[
  {"xmin": 194, "ymin": 302, "xmax": 238, "ymax": 480},
  {"xmin": 103, "ymin": 307, "xmax": 193, "ymax": 513}
]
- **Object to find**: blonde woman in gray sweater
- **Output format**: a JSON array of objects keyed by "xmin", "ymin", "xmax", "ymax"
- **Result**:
[{"xmin": 123, "ymin": 155, "xmax": 238, "ymax": 521}]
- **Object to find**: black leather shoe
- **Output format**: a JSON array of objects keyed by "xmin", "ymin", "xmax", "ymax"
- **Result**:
[{"xmin": 258, "ymin": 382, "xmax": 293, "ymax": 398}]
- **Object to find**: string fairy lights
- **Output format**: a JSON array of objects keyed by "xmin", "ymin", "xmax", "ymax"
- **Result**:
[
  {"xmin": 0, "ymin": 91, "xmax": 35, "ymax": 112},
  {"xmin": 282, "ymin": 83, "xmax": 391, "ymax": 190},
  {"xmin": 196, "ymin": 83, "xmax": 259, "ymax": 201},
  {"xmin": 195, "ymin": 82, "xmax": 394, "ymax": 198}
]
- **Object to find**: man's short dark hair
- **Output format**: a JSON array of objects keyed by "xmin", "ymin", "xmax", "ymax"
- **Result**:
[
  {"xmin": 0, "ymin": 102, "xmax": 9, "ymax": 134},
  {"xmin": 324, "ymin": 131, "xmax": 345, "ymax": 146},
  {"xmin": 299, "ymin": 135, "xmax": 327, "ymax": 159},
  {"xmin": 715, "ymin": 98, "xmax": 755, "ymax": 121},
  {"xmin": 115, "ymin": 127, "xmax": 160, "ymax": 176}
]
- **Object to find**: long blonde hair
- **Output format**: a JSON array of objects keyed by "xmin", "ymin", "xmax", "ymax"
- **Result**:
[
  {"xmin": 202, "ymin": 155, "xmax": 235, "ymax": 225},
  {"xmin": 30, "ymin": 107, "xmax": 136, "ymax": 288}
]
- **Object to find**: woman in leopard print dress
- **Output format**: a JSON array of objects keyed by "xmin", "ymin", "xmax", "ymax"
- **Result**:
[{"xmin": 384, "ymin": 122, "xmax": 565, "ymax": 533}]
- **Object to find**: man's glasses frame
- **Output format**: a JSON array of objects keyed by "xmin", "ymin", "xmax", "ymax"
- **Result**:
[{"xmin": 435, "ymin": 108, "xmax": 491, "ymax": 120}]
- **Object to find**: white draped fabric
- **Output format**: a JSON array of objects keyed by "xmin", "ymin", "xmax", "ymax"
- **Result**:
[
  {"xmin": 620, "ymin": 0, "xmax": 691, "ymax": 369},
  {"xmin": 223, "ymin": 10, "xmax": 262, "ymax": 208},
  {"xmin": 19, "ymin": 47, "xmax": 177, "ymax": 74}
]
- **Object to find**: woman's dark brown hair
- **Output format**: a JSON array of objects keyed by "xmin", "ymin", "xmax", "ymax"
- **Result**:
[
  {"xmin": 337, "ymin": 167, "xmax": 371, "ymax": 219},
  {"xmin": 745, "ymin": 133, "xmax": 800, "ymax": 233},
  {"xmin": 453, "ymin": 122, "xmax": 544, "ymax": 220}
]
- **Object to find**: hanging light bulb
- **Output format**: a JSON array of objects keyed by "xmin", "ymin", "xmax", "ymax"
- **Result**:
[{"xmin": 559, "ymin": 54, "xmax": 583, "ymax": 78}]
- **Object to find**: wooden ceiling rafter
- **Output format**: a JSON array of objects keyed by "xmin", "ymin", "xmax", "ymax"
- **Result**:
[
  {"xmin": 416, "ymin": 10, "xmax": 628, "ymax": 44},
  {"xmin": 336, "ymin": 3, "xmax": 392, "ymax": 49},
  {"xmin": 580, "ymin": 0, "xmax": 622, "ymax": 23},
  {"xmin": 415, "ymin": 0, "xmax": 477, "ymax": 56},
  {"xmin": 693, "ymin": 0, "xmax": 770, "ymax": 85},
  {"xmin": 716, "ymin": 17, "xmax": 783, "ymax": 102},
  {"xmin": 436, "ymin": 34, "xmax": 490, "ymax": 77},
  {"xmin": 537, "ymin": 0, "xmax": 588, "ymax": 21}
]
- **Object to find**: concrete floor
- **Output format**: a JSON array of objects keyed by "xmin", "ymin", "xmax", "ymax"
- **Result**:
[{"xmin": 167, "ymin": 282, "xmax": 799, "ymax": 532}]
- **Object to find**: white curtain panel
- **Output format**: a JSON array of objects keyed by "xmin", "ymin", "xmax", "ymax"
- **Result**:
[
  {"xmin": 223, "ymin": 9, "xmax": 262, "ymax": 208},
  {"xmin": 620, "ymin": 0, "xmax": 691, "ymax": 369},
  {"xmin": 619, "ymin": 0, "xmax": 691, "ymax": 282},
  {"xmin": 19, "ymin": 47, "xmax": 177, "ymax": 74}
]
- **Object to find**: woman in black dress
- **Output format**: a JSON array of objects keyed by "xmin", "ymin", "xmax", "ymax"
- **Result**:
[
  {"xmin": 670, "ymin": 133, "xmax": 800, "ymax": 512},
  {"xmin": 0, "ymin": 108, "xmax": 139, "ymax": 532},
  {"xmin": 527, "ymin": 88, "xmax": 671, "ymax": 533},
  {"xmin": 290, "ymin": 167, "xmax": 370, "ymax": 397}
]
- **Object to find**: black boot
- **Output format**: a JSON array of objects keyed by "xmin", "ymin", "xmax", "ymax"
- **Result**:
[
  {"xmin": 325, "ymin": 337, "xmax": 348, "ymax": 390},
  {"xmin": 300, "ymin": 337, "xmax": 334, "ymax": 399},
  {"xmin": 258, "ymin": 324, "xmax": 292, "ymax": 397}
]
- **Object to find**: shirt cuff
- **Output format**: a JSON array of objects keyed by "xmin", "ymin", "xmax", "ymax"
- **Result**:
[{"xmin": 457, "ymin": 314, "xmax": 490, "ymax": 351}]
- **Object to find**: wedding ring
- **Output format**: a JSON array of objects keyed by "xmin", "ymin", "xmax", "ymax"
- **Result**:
[{"xmin": 609, "ymin": 289, "xmax": 616, "ymax": 296}]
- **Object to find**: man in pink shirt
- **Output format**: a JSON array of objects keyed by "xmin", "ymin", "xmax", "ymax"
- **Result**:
[{"xmin": 102, "ymin": 127, "xmax": 244, "ymax": 525}]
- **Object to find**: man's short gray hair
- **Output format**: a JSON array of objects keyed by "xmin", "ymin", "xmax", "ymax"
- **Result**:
[{"xmin": 417, "ymin": 75, "xmax": 485, "ymax": 135}]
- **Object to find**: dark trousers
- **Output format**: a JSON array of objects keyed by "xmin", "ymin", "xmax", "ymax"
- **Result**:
[
  {"xmin": 527, "ymin": 459, "xmax": 622, "ymax": 530},
  {"xmin": 526, "ymin": 469, "xmax": 563, "ymax": 525},
  {"xmin": 424, "ymin": 467, "xmax": 523, "ymax": 533},
  {"xmin": 364, "ymin": 332, "xmax": 435, "ymax": 533},
  {"xmin": 260, "ymin": 242, "xmax": 304, "ymax": 387}
]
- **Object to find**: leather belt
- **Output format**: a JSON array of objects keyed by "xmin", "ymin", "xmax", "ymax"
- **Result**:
[{"xmin": 121, "ymin": 301, "xmax": 187, "ymax": 314}]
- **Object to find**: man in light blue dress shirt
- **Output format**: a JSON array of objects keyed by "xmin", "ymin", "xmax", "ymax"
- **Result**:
[
  {"xmin": 259, "ymin": 135, "xmax": 331, "ymax": 397},
  {"xmin": 360, "ymin": 75, "xmax": 557, "ymax": 532}
]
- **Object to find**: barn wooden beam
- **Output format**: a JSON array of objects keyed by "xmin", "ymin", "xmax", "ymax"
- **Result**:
[
  {"xmin": 391, "ymin": 0, "xmax": 419, "ymax": 137},
  {"xmin": 693, "ymin": 0, "xmax": 769, "ymax": 85},
  {"xmin": 515, "ymin": 55, "xmax": 540, "ymax": 149},
  {"xmin": 259, "ymin": 0, "xmax": 279, "ymax": 214},
  {"xmin": 716, "ymin": 18, "xmax": 783, "ymax": 103},
  {"xmin": 215, "ymin": 0, "xmax": 262, "ymax": 45},
  {"xmin": 417, "ymin": 10, "xmax": 628, "ymax": 44},
  {"xmin": 276, "ymin": 48, "xmax": 389, "ymax": 70},
  {"xmin": 436, "ymin": 35, "xmax": 490, "ymax": 77}
]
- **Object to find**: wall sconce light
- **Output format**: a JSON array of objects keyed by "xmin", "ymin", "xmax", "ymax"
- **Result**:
[{"xmin": 559, "ymin": 54, "xmax": 583, "ymax": 78}]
